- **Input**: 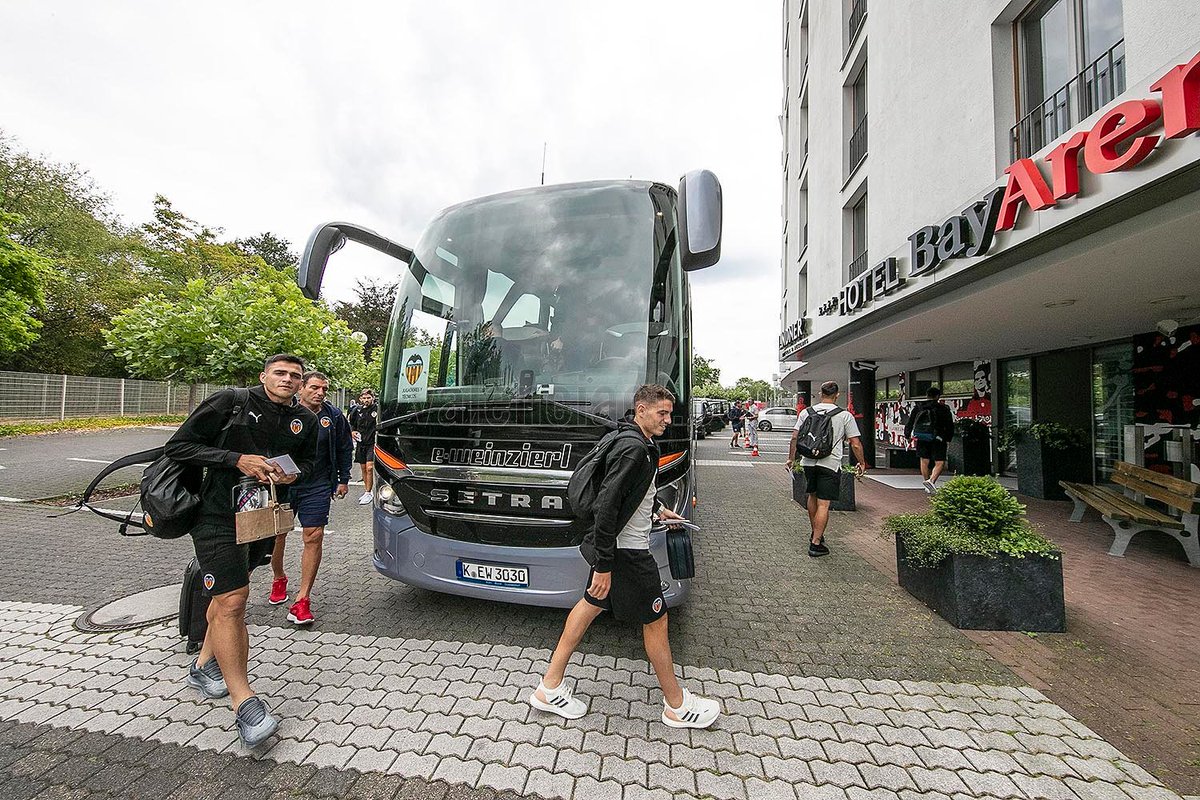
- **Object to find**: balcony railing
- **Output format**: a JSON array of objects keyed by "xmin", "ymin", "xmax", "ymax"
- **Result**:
[
  {"xmin": 849, "ymin": 114, "xmax": 868, "ymax": 174},
  {"xmin": 1011, "ymin": 39, "xmax": 1125, "ymax": 160},
  {"xmin": 848, "ymin": 0, "xmax": 866, "ymax": 53},
  {"xmin": 848, "ymin": 251, "xmax": 869, "ymax": 280}
]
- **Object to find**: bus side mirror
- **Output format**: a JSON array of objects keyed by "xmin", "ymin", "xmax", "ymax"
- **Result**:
[
  {"xmin": 298, "ymin": 221, "xmax": 414, "ymax": 300},
  {"xmin": 678, "ymin": 169, "xmax": 722, "ymax": 271}
]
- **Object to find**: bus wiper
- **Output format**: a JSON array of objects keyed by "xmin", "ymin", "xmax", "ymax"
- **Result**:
[{"xmin": 514, "ymin": 397, "xmax": 619, "ymax": 429}]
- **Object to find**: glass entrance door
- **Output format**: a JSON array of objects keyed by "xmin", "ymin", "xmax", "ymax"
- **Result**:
[
  {"xmin": 1092, "ymin": 342, "xmax": 1133, "ymax": 483},
  {"xmin": 1000, "ymin": 358, "xmax": 1032, "ymax": 474}
]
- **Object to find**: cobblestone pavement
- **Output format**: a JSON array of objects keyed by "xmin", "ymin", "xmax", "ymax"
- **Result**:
[{"xmin": 0, "ymin": 429, "xmax": 1189, "ymax": 798}]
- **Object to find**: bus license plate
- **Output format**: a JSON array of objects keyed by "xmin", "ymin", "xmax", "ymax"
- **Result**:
[{"xmin": 456, "ymin": 560, "xmax": 529, "ymax": 587}]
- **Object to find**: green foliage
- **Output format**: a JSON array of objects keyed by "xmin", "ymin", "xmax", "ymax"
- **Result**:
[
  {"xmin": 334, "ymin": 278, "xmax": 399, "ymax": 356},
  {"xmin": 105, "ymin": 269, "xmax": 365, "ymax": 386},
  {"xmin": 0, "ymin": 212, "xmax": 49, "ymax": 354},
  {"xmin": 694, "ymin": 382, "xmax": 729, "ymax": 400},
  {"xmin": 884, "ymin": 475, "xmax": 1058, "ymax": 567},
  {"xmin": 728, "ymin": 377, "xmax": 773, "ymax": 402},
  {"xmin": 0, "ymin": 415, "xmax": 186, "ymax": 438},
  {"xmin": 929, "ymin": 475, "xmax": 1025, "ymax": 537},
  {"xmin": 998, "ymin": 421, "xmax": 1088, "ymax": 452},
  {"xmin": 233, "ymin": 232, "xmax": 298, "ymax": 274},
  {"xmin": 693, "ymin": 355, "xmax": 720, "ymax": 387}
]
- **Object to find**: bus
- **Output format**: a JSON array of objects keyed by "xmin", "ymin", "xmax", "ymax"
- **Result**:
[{"xmin": 297, "ymin": 172, "xmax": 722, "ymax": 608}]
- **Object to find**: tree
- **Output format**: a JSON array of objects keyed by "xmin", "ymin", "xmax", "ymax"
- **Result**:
[
  {"xmin": 105, "ymin": 268, "xmax": 365, "ymax": 400},
  {"xmin": 0, "ymin": 212, "xmax": 49, "ymax": 355},
  {"xmin": 234, "ymin": 232, "xmax": 299, "ymax": 274},
  {"xmin": 134, "ymin": 195, "xmax": 267, "ymax": 287},
  {"xmin": 333, "ymin": 278, "xmax": 399, "ymax": 355},
  {"xmin": 729, "ymin": 377, "xmax": 773, "ymax": 402},
  {"xmin": 693, "ymin": 355, "xmax": 720, "ymax": 387}
]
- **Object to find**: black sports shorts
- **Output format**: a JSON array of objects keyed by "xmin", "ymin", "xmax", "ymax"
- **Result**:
[
  {"xmin": 584, "ymin": 548, "xmax": 667, "ymax": 625},
  {"xmin": 354, "ymin": 436, "xmax": 376, "ymax": 465},
  {"xmin": 191, "ymin": 523, "xmax": 274, "ymax": 596},
  {"xmin": 803, "ymin": 465, "xmax": 842, "ymax": 502},
  {"xmin": 915, "ymin": 439, "xmax": 948, "ymax": 462}
]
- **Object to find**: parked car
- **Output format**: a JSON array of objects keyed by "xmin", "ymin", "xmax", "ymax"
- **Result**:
[
  {"xmin": 699, "ymin": 398, "xmax": 728, "ymax": 432},
  {"xmin": 757, "ymin": 406, "xmax": 799, "ymax": 431},
  {"xmin": 692, "ymin": 399, "xmax": 709, "ymax": 439}
]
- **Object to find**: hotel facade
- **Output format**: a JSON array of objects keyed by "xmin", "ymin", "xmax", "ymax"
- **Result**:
[{"xmin": 778, "ymin": 0, "xmax": 1200, "ymax": 484}]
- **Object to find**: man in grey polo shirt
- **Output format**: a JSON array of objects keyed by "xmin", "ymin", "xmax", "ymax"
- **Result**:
[{"xmin": 786, "ymin": 381, "xmax": 868, "ymax": 557}]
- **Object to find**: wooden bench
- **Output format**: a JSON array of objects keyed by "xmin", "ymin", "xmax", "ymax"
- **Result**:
[{"xmin": 1061, "ymin": 462, "xmax": 1200, "ymax": 567}]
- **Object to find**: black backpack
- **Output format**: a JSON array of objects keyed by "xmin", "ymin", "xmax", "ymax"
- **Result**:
[
  {"xmin": 80, "ymin": 388, "xmax": 249, "ymax": 538},
  {"xmin": 911, "ymin": 404, "xmax": 937, "ymax": 442},
  {"xmin": 794, "ymin": 407, "xmax": 843, "ymax": 459},
  {"xmin": 567, "ymin": 429, "xmax": 643, "ymax": 522}
]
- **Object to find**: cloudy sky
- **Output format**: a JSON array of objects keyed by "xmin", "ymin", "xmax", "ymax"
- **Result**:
[{"xmin": 1, "ymin": 2, "xmax": 782, "ymax": 384}]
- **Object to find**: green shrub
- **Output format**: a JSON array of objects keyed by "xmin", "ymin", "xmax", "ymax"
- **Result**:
[
  {"xmin": 0, "ymin": 415, "xmax": 185, "ymax": 438},
  {"xmin": 930, "ymin": 475, "xmax": 1025, "ymax": 537},
  {"xmin": 884, "ymin": 475, "xmax": 1059, "ymax": 568}
]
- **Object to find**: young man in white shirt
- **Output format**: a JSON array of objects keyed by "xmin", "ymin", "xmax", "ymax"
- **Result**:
[
  {"xmin": 528, "ymin": 384, "xmax": 721, "ymax": 729},
  {"xmin": 786, "ymin": 381, "xmax": 868, "ymax": 557}
]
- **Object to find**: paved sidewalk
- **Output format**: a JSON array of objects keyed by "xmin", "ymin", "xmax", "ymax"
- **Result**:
[{"xmin": 0, "ymin": 600, "xmax": 1183, "ymax": 800}]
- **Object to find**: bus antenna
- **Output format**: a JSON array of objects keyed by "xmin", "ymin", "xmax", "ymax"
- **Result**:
[{"xmin": 540, "ymin": 142, "xmax": 547, "ymax": 186}]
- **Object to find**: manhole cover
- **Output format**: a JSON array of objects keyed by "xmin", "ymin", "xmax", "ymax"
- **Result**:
[{"xmin": 75, "ymin": 584, "xmax": 180, "ymax": 632}]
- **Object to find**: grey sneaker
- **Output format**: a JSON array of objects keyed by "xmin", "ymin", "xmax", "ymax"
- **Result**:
[
  {"xmin": 186, "ymin": 657, "xmax": 228, "ymax": 699},
  {"xmin": 235, "ymin": 696, "xmax": 279, "ymax": 747}
]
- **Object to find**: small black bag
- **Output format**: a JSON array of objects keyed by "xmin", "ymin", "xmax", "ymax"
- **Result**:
[
  {"xmin": 179, "ymin": 556, "xmax": 211, "ymax": 654},
  {"xmin": 666, "ymin": 527, "xmax": 695, "ymax": 580}
]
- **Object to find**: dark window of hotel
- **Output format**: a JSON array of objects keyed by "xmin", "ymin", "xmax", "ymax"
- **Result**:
[
  {"xmin": 941, "ymin": 362, "xmax": 975, "ymax": 396},
  {"xmin": 849, "ymin": 68, "xmax": 868, "ymax": 173},
  {"xmin": 879, "ymin": 374, "xmax": 901, "ymax": 401},
  {"xmin": 1013, "ymin": 0, "xmax": 1124, "ymax": 159},
  {"xmin": 1092, "ymin": 342, "xmax": 1133, "ymax": 483},
  {"xmin": 910, "ymin": 367, "xmax": 939, "ymax": 399},
  {"xmin": 847, "ymin": 195, "xmax": 868, "ymax": 278},
  {"xmin": 1000, "ymin": 358, "xmax": 1033, "ymax": 474}
]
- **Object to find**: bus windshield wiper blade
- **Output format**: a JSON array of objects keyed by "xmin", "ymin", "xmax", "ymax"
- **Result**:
[{"xmin": 516, "ymin": 397, "xmax": 618, "ymax": 429}]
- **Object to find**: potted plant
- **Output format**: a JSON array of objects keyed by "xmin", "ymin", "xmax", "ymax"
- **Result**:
[
  {"xmin": 789, "ymin": 462, "xmax": 858, "ymax": 511},
  {"xmin": 999, "ymin": 422, "xmax": 1090, "ymax": 501},
  {"xmin": 947, "ymin": 417, "xmax": 992, "ymax": 476},
  {"xmin": 885, "ymin": 475, "xmax": 1064, "ymax": 631}
]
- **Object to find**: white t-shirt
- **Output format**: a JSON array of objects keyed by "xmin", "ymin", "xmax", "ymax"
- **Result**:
[
  {"xmin": 615, "ymin": 475, "xmax": 657, "ymax": 550},
  {"xmin": 794, "ymin": 403, "xmax": 861, "ymax": 472}
]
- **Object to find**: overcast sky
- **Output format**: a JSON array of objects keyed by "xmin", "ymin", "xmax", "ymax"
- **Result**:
[{"xmin": 1, "ymin": 2, "xmax": 782, "ymax": 385}]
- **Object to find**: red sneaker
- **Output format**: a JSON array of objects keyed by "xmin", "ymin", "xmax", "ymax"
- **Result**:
[
  {"xmin": 268, "ymin": 577, "xmax": 288, "ymax": 605},
  {"xmin": 287, "ymin": 597, "xmax": 314, "ymax": 625}
]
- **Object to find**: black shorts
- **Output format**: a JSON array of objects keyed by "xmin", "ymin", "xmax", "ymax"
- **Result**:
[
  {"xmin": 354, "ymin": 437, "xmax": 375, "ymax": 464},
  {"xmin": 191, "ymin": 523, "xmax": 274, "ymax": 596},
  {"xmin": 732, "ymin": 421, "xmax": 743, "ymax": 432},
  {"xmin": 292, "ymin": 480, "xmax": 333, "ymax": 528},
  {"xmin": 915, "ymin": 439, "xmax": 948, "ymax": 462},
  {"xmin": 584, "ymin": 548, "xmax": 667, "ymax": 625},
  {"xmin": 803, "ymin": 465, "xmax": 842, "ymax": 501}
]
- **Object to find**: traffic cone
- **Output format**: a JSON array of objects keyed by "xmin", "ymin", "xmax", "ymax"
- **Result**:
[{"xmin": 751, "ymin": 443, "xmax": 760, "ymax": 457}]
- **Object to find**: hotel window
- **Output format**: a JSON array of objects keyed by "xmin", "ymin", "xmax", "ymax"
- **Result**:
[
  {"xmin": 879, "ymin": 374, "xmax": 902, "ymax": 402},
  {"xmin": 1012, "ymin": 0, "xmax": 1124, "ymax": 158},
  {"xmin": 940, "ymin": 362, "xmax": 975, "ymax": 396},
  {"xmin": 910, "ymin": 368, "xmax": 940, "ymax": 399},
  {"xmin": 848, "ymin": 67, "xmax": 868, "ymax": 174},
  {"xmin": 847, "ymin": 194, "xmax": 868, "ymax": 279}
]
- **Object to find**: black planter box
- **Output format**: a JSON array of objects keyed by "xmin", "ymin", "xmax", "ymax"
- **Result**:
[
  {"xmin": 792, "ymin": 469, "xmax": 856, "ymax": 510},
  {"xmin": 895, "ymin": 535, "xmax": 1065, "ymax": 632},
  {"xmin": 1016, "ymin": 438, "xmax": 1089, "ymax": 500},
  {"xmin": 791, "ymin": 471, "xmax": 806, "ymax": 503},
  {"xmin": 948, "ymin": 436, "xmax": 992, "ymax": 476}
]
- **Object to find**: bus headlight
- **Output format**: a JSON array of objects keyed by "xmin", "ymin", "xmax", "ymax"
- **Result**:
[{"xmin": 375, "ymin": 481, "xmax": 405, "ymax": 515}]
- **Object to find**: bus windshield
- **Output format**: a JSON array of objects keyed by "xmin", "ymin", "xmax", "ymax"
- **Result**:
[{"xmin": 381, "ymin": 181, "xmax": 682, "ymax": 417}]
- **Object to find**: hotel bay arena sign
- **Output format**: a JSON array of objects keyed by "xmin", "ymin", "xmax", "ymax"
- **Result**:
[
  {"xmin": 818, "ymin": 49, "xmax": 1200, "ymax": 319},
  {"xmin": 778, "ymin": 317, "xmax": 812, "ymax": 358}
]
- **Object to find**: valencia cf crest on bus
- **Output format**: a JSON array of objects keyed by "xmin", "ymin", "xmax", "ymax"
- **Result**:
[{"xmin": 405, "ymin": 354, "xmax": 425, "ymax": 385}]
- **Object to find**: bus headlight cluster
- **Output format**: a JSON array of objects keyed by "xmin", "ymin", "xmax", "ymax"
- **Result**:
[{"xmin": 375, "ymin": 481, "xmax": 405, "ymax": 515}]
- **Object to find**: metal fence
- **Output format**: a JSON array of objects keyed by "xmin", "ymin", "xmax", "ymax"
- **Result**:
[{"xmin": 0, "ymin": 371, "xmax": 350, "ymax": 422}]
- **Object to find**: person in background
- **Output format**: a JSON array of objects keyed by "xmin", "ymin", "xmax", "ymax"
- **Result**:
[
  {"xmin": 268, "ymin": 371, "xmax": 353, "ymax": 625},
  {"xmin": 348, "ymin": 388, "xmax": 378, "ymax": 504},
  {"xmin": 905, "ymin": 386, "xmax": 956, "ymax": 495}
]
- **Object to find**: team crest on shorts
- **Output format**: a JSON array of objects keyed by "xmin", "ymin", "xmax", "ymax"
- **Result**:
[
  {"xmin": 652, "ymin": 597, "xmax": 663, "ymax": 614},
  {"xmin": 320, "ymin": 416, "xmax": 331, "ymax": 428},
  {"xmin": 290, "ymin": 419, "xmax": 303, "ymax": 435},
  {"xmin": 203, "ymin": 574, "xmax": 215, "ymax": 591}
]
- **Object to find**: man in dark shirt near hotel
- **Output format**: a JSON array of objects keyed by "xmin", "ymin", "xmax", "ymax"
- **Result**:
[{"xmin": 164, "ymin": 353, "xmax": 317, "ymax": 747}]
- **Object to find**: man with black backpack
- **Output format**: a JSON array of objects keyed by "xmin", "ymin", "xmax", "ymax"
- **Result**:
[
  {"xmin": 529, "ymin": 384, "xmax": 722, "ymax": 729},
  {"xmin": 904, "ymin": 386, "xmax": 955, "ymax": 495},
  {"xmin": 164, "ymin": 353, "xmax": 317, "ymax": 747},
  {"xmin": 786, "ymin": 380, "xmax": 867, "ymax": 557}
]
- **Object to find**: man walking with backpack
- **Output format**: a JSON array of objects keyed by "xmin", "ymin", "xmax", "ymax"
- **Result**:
[
  {"xmin": 268, "ymin": 371, "xmax": 353, "ymax": 625},
  {"xmin": 164, "ymin": 354, "xmax": 317, "ymax": 747},
  {"xmin": 728, "ymin": 402, "xmax": 745, "ymax": 448},
  {"xmin": 904, "ymin": 386, "xmax": 955, "ymax": 494},
  {"xmin": 529, "ymin": 384, "xmax": 721, "ymax": 729},
  {"xmin": 786, "ymin": 381, "xmax": 867, "ymax": 557}
]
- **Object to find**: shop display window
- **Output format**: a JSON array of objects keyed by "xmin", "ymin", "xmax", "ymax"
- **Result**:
[
  {"xmin": 1092, "ymin": 342, "xmax": 1133, "ymax": 483},
  {"xmin": 940, "ymin": 362, "xmax": 975, "ymax": 396}
]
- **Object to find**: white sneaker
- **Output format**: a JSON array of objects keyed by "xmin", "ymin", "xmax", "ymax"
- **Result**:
[
  {"xmin": 922, "ymin": 479, "xmax": 936, "ymax": 495},
  {"xmin": 662, "ymin": 688, "xmax": 721, "ymax": 729},
  {"xmin": 358, "ymin": 491, "xmax": 372, "ymax": 505},
  {"xmin": 528, "ymin": 680, "xmax": 588, "ymax": 720}
]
